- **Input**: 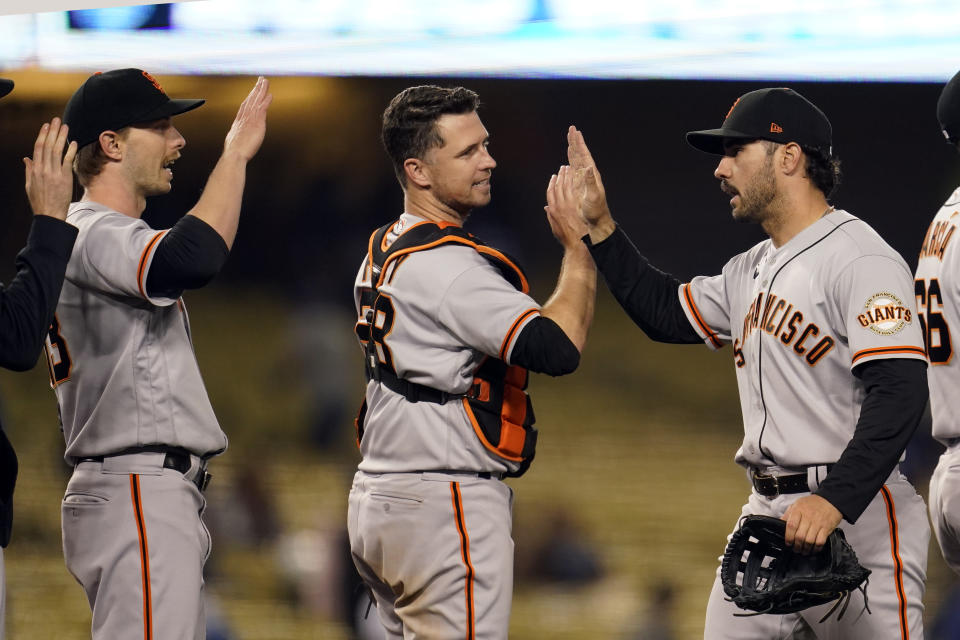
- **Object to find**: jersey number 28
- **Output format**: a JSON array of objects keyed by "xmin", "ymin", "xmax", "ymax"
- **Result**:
[
  {"xmin": 355, "ymin": 291, "xmax": 397, "ymax": 374},
  {"xmin": 915, "ymin": 277, "xmax": 952, "ymax": 364}
]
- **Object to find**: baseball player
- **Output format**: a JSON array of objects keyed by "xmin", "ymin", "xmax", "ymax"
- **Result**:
[
  {"xmin": 0, "ymin": 79, "xmax": 79, "ymax": 638},
  {"xmin": 47, "ymin": 69, "xmax": 271, "ymax": 640},
  {"xmin": 550, "ymin": 88, "xmax": 930, "ymax": 638},
  {"xmin": 918, "ymin": 69, "xmax": 960, "ymax": 578},
  {"xmin": 348, "ymin": 85, "xmax": 596, "ymax": 639}
]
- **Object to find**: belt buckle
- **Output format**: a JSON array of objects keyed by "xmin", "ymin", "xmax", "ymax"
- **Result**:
[
  {"xmin": 768, "ymin": 474, "xmax": 780, "ymax": 496},
  {"xmin": 197, "ymin": 470, "xmax": 212, "ymax": 492},
  {"xmin": 753, "ymin": 470, "xmax": 779, "ymax": 497}
]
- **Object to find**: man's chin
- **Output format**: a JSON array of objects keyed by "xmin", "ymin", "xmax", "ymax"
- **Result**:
[{"xmin": 145, "ymin": 182, "xmax": 173, "ymax": 197}]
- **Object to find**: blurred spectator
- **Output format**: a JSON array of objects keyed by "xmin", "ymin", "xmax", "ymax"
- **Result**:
[
  {"xmin": 528, "ymin": 507, "xmax": 604, "ymax": 585},
  {"xmin": 626, "ymin": 581, "xmax": 678, "ymax": 640},
  {"xmin": 206, "ymin": 460, "xmax": 282, "ymax": 549},
  {"xmin": 931, "ymin": 580, "xmax": 960, "ymax": 640},
  {"xmin": 204, "ymin": 593, "xmax": 236, "ymax": 640}
]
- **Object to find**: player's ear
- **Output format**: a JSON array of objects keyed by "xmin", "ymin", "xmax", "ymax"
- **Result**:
[
  {"xmin": 779, "ymin": 142, "xmax": 803, "ymax": 175},
  {"xmin": 98, "ymin": 130, "xmax": 124, "ymax": 161},
  {"xmin": 404, "ymin": 157, "xmax": 431, "ymax": 189}
]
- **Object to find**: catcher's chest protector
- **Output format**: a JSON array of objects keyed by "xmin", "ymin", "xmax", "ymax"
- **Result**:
[{"xmin": 355, "ymin": 220, "xmax": 538, "ymax": 477}]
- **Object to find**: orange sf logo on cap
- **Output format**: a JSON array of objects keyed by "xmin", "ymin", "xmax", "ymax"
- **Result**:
[
  {"xmin": 725, "ymin": 97, "xmax": 740, "ymax": 120},
  {"xmin": 141, "ymin": 71, "xmax": 164, "ymax": 94}
]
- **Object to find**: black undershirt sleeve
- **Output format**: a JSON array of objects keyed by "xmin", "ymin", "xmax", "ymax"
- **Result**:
[
  {"xmin": 814, "ymin": 358, "xmax": 928, "ymax": 523},
  {"xmin": 0, "ymin": 216, "xmax": 78, "ymax": 371},
  {"xmin": 510, "ymin": 316, "xmax": 581, "ymax": 376},
  {"xmin": 585, "ymin": 227, "xmax": 701, "ymax": 344},
  {"xmin": 146, "ymin": 215, "xmax": 229, "ymax": 299}
]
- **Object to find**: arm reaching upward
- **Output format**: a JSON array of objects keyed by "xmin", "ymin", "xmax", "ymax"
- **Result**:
[{"xmin": 186, "ymin": 76, "xmax": 273, "ymax": 249}]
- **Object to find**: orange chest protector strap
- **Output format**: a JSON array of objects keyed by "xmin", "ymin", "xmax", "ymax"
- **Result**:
[{"xmin": 354, "ymin": 220, "xmax": 538, "ymax": 477}]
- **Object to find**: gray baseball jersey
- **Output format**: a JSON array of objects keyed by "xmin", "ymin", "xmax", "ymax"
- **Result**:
[
  {"xmin": 46, "ymin": 201, "xmax": 226, "ymax": 461},
  {"xmin": 915, "ymin": 186, "xmax": 960, "ymax": 442},
  {"xmin": 681, "ymin": 209, "xmax": 929, "ymax": 639},
  {"xmin": 679, "ymin": 210, "xmax": 926, "ymax": 468},
  {"xmin": 352, "ymin": 213, "xmax": 540, "ymax": 475},
  {"xmin": 48, "ymin": 201, "xmax": 222, "ymax": 640},
  {"xmin": 915, "ymin": 185, "xmax": 960, "ymax": 576},
  {"xmin": 349, "ymin": 213, "xmax": 541, "ymax": 639}
]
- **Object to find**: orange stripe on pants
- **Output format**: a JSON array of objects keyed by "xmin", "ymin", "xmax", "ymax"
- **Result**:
[
  {"xmin": 129, "ymin": 474, "xmax": 153, "ymax": 640},
  {"xmin": 880, "ymin": 485, "xmax": 909, "ymax": 639},
  {"xmin": 450, "ymin": 482, "xmax": 475, "ymax": 640}
]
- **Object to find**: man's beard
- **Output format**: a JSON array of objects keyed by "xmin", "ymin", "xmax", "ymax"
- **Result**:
[{"xmin": 728, "ymin": 157, "xmax": 777, "ymax": 224}]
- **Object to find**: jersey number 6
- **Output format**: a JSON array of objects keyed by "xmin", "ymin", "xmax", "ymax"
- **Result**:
[{"xmin": 915, "ymin": 277, "xmax": 952, "ymax": 364}]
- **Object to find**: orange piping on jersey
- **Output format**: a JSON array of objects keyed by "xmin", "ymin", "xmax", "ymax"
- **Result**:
[
  {"xmin": 450, "ymin": 482, "xmax": 476, "ymax": 640},
  {"xmin": 136, "ymin": 231, "xmax": 168, "ymax": 300},
  {"xmin": 376, "ymin": 236, "xmax": 529, "ymax": 293},
  {"xmin": 681, "ymin": 283, "xmax": 723, "ymax": 349},
  {"xmin": 462, "ymin": 398, "xmax": 525, "ymax": 462},
  {"xmin": 364, "ymin": 228, "xmax": 379, "ymax": 284},
  {"xmin": 881, "ymin": 485, "xmax": 909, "ymax": 639},
  {"xmin": 380, "ymin": 219, "xmax": 460, "ymax": 252},
  {"xmin": 129, "ymin": 474, "xmax": 153, "ymax": 640},
  {"xmin": 851, "ymin": 346, "xmax": 927, "ymax": 364},
  {"xmin": 499, "ymin": 308, "xmax": 539, "ymax": 360}
]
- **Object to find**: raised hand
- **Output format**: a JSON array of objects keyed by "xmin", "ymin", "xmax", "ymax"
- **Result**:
[
  {"xmin": 566, "ymin": 126, "xmax": 611, "ymax": 228},
  {"xmin": 545, "ymin": 165, "xmax": 589, "ymax": 249},
  {"xmin": 24, "ymin": 117, "xmax": 77, "ymax": 221},
  {"xmin": 223, "ymin": 76, "xmax": 273, "ymax": 162}
]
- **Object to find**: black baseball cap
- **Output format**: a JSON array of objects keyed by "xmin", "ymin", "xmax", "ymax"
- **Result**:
[
  {"xmin": 686, "ymin": 87, "xmax": 832, "ymax": 156},
  {"xmin": 0, "ymin": 79, "xmax": 12, "ymax": 99},
  {"xmin": 937, "ymin": 70, "xmax": 960, "ymax": 145},
  {"xmin": 63, "ymin": 68, "xmax": 204, "ymax": 149}
]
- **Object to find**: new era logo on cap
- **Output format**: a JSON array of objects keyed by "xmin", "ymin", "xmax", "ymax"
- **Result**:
[
  {"xmin": 686, "ymin": 87, "xmax": 832, "ymax": 156},
  {"xmin": 63, "ymin": 68, "xmax": 205, "ymax": 149}
]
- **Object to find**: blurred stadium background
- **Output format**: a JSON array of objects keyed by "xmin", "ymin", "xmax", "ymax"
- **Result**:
[{"xmin": 0, "ymin": 1, "xmax": 958, "ymax": 638}]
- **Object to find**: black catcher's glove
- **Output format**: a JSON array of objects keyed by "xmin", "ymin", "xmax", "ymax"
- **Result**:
[{"xmin": 720, "ymin": 515, "xmax": 871, "ymax": 621}]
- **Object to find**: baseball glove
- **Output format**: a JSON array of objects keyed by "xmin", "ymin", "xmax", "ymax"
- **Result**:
[{"xmin": 720, "ymin": 515, "xmax": 871, "ymax": 621}]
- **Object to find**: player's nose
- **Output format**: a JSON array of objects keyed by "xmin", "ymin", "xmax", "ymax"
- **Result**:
[
  {"xmin": 714, "ymin": 156, "xmax": 732, "ymax": 180},
  {"xmin": 480, "ymin": 146, "xmax": 496, "ymax": 170},
  {"xmin": 170, "ymin": 126, "xmax": 186, "ymax": 150}
]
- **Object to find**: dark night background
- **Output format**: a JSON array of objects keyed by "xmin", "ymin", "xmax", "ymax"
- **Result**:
[{"xmin": 1, "ymin": 76, "xmax": 955, "ymax": 298}]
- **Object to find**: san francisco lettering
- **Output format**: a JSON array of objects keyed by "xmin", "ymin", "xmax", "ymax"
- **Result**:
[{"xmin": 733, "ymin": 292, "xmax": 835, "ymax": 368}]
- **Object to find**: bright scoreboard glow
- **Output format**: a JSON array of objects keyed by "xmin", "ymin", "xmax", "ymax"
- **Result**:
[{"xmin": 0, "ymin": 0, "xmax": 958, "ymax": 80}]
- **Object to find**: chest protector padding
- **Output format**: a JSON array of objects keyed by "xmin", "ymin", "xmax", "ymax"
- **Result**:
[{"xmin": 356, "ymin": 220, "xmax": 538, "ymax": 477}]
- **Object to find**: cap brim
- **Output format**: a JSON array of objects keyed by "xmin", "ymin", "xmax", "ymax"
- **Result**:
[
  {"xmin": 685, "ymin": 128, "xmax": 757, "ymax": 155},
  {"xmin": 133, "ymin": 98, "xmax": 205, "ymax": 124},
  {"xmin": 0, "ymin": 79, "xmax": 13, "ymax": 99}
]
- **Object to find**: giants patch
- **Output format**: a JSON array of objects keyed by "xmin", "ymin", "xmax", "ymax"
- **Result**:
[{"xmin": 858, "ymin": 292, "xmax": 912, "ymax": 335}]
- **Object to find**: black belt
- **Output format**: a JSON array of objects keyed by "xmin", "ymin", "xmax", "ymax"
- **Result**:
[
  {"xmin": 78, "ymin": 447, "xmax": 211, "ymax": 492},
  {"xmin": 750, "ymin": 466, "xmax": 832, "ymax": 498},
  {"xmin": 752, "ymin": 471, "xmax": 808, "ymax": 497},
  {"xmin": 418, "ymin": 469, "xmax": 502, "ymax": 480},
  {"xmin": 375, "ymin": 369, "xmax": 460, "ymax": 405}
]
